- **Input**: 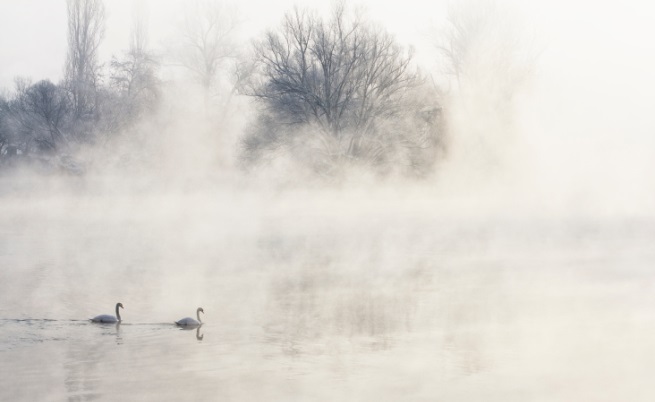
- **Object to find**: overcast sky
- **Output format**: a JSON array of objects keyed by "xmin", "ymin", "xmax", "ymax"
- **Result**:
[
  {"xmin": 1, "ymin": 1, "xmax": 654, "ymax": 89},
  {"xmin": 2, "ymin": 1, "xmax": 654, "ymax": 87},
  {"xmin": 1, "ymin": 0, "xmax": 654, "ymax": 149},
  {"xmin": 0, "ymin": 0, "xmax": 450, "ymax": 89}
]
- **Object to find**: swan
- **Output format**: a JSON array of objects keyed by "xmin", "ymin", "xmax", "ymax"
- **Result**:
[
  {"xmin": 176, "ymin": 307, "xmax": 204, "ymax": 327},
  {"xmin": 91, "ymin": 302, "xmax": 123, "ymax": 323}
]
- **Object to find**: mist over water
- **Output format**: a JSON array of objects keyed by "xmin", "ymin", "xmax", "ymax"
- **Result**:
[
  {"xmin": 2, "ymin": 176, "xmax": 655, "ymax": 400},
  {"xmin": 3, "ymin": 0, "xmax": 655, "ymax": 401}
]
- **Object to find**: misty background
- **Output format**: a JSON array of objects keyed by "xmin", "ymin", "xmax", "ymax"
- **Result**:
[
  {"xmin": 1, "ymin": 0, "xmax": 655, "ymax": 401},
  {"xmin": 0, "ymin": 0, "xmax": 653, "ymax": 202}
]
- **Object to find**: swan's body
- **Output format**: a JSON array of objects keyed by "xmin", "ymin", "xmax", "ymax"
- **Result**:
[
  {"xmin": 176, "ymin": 307, "xmax": 204, "ymax": 327},
  {"xmin": 91, "ymin": 302, "xmax": 123, "ymax": 323}
]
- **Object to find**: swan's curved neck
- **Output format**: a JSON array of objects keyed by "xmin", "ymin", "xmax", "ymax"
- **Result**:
[
  {"xmin": 116, "ymin": 304, "xmax": 122, "ymax": 321},
  {"xmin": 196, "ymin": 308, "xmax": 202, "ymax": 323}
]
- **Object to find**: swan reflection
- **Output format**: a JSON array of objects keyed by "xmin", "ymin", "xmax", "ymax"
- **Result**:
[
  {"xmin": 115, "ymin": 321, "xmax": 123, "ymax": 344},
  {"xmin": 177, "ymin": 324, "xmax": 204, "ymax": 341}
]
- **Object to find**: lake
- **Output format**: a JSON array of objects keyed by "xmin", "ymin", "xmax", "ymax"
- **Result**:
[{"xmin": 2, "ymin": 181, "xmax": 655, "ymax": 401}]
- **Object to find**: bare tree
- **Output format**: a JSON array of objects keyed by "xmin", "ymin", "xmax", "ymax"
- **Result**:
[
  {"xmin": 109, "ymin": 0, "xmax": 159, "ymax": 124},
  {"xmin": 244, "ymin": 4, "xmax": 440, "ymax": 175},
  {"xmin": 0, "ymin": 94, "xmax": 11, "ymax": 154},
  {"xmin": 7, "ymin": 79, "xmax": 70, "ymax": 152},
  {"xmin": 434, "ymin": 1, "xmax": 537, "ymax": 173},
  {"xmin": 65, "ymin": 0, "xmax": 105, "ymax": 120},
  {"xmin": 437, "ymin": 1, "xmax": 535, "ymax": 101},
  {"xmin": 172, "ymin": 0, "xmax": 238, "ymax": 110}
]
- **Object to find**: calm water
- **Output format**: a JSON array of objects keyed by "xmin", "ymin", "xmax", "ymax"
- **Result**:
[{"xmin": 2, "ymin": 186, "xmax": 655, "ymax": 400}]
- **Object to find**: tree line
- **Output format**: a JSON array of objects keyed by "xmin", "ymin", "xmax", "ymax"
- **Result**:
[
  {"xmin": 1, "ymin": 0, "xmax": 524, "ymax": 179},
  {"xmin": 0, "ymin": 0, "xmax": 159, "ymax": 174}
]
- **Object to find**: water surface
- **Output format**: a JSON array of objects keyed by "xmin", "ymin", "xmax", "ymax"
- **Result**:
[{"xmin": 2, "ymin": 187, "xmax": 655, "ymax": 400}]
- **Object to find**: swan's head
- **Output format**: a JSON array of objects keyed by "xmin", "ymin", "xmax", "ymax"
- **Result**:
[
  {"xmin": 198, "ymin": 307, "xmax": 204, "ymax": 314},
  {"xmin": 117, "ymin": 302, "xmax": 124, "ymax": 309}
]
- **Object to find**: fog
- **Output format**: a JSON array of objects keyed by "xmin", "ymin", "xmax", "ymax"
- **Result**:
[{"xmin": 2, "ymin": 0, "xmax": 655, "ymax": 401}]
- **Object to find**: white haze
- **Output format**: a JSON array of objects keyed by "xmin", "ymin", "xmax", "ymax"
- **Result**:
[{"xmin": 2, "ymin": 1, "xmax": 655, "ymax": 401}]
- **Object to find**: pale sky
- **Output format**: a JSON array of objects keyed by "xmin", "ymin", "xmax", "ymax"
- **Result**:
[
  {"xmin": 1, "ymin": 1, "xmax": 654, "ymax": 89},
  {"xmin": 0, "ymin": 0, "xmax": 449, "ymax": 89},
  {"xmin": 3, "ymin": 1, "xmax": 654, "ymax": 89},
  {"xmin": 1, "ymin": 0, "xmax": 655, "ymax": 150}
]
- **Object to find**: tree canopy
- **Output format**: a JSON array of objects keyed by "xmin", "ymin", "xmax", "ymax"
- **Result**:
[{"xmin": 244, "ymin": 4, "xmax": 442, "ymax": 176}]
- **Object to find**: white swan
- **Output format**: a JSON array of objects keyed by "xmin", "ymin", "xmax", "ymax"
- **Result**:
[
  {"xmin": 91, "ymin": 302, "xmax": 123, "ymax": 323},
  {"xmin": 176, "ymin": 307, "xmax": 204, "ymax": 327}
]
